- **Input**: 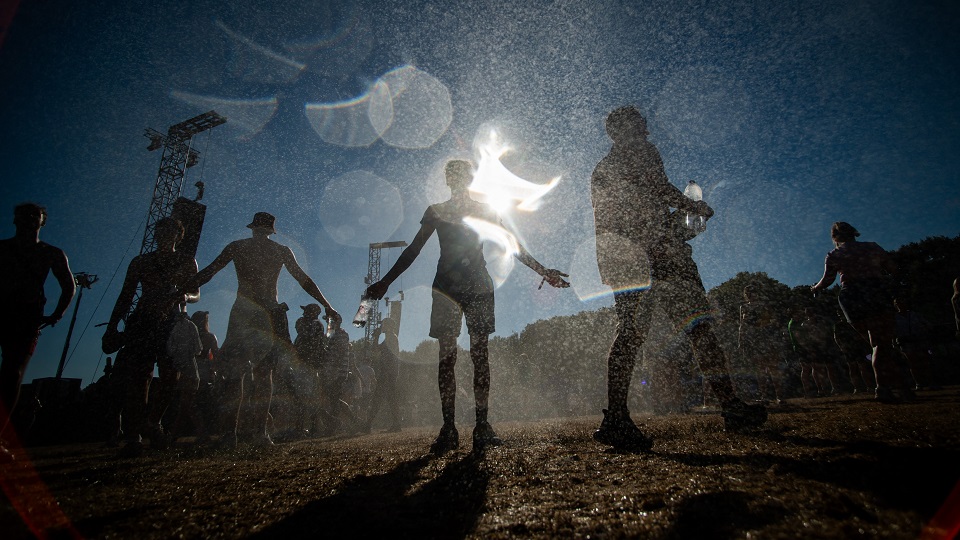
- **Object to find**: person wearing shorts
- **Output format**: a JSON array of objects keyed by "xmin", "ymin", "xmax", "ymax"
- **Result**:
[
  {"xmin": 103, "ymin": 217, "xmax": 199, "ymax": 456},
  {"xmin": 591, "ymin": 106, "xmax": 767, "ymax": 451},
  {"xmin": 811, "ymin": 221, "xmax": 914, "ymax": 403},
  {"xmin": 366, "ymin": 159, "xmax": 569, "ymax": 453},
  {"xmin": 184, "ymin": 212, "xmax": 340, "ymax": 446}
]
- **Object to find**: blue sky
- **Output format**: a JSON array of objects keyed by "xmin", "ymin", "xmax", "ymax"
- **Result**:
[{"xmin": 2, "ymin": 0, "xmax": 958, "ymax": 387}]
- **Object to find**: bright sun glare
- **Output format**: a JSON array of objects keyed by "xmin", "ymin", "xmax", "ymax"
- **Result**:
[
  {"xmin": 470, "ymin": 129, "xmax": 561, "ymax": 214},
  {"xmin": 461, "ymin": 129, "xmax": 562, "ymax": 286}
]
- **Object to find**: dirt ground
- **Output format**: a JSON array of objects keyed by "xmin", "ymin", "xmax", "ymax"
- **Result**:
[{"xmin": 2, "ymin": 388, "xmax": 960, "ymax": 539}]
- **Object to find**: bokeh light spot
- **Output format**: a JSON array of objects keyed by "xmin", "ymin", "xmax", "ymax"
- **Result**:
[
  {"xmin": 368, "ymin": 66, "xmax": 453, "ymax": 149},
  {"xmin": 318, "ymin": 171, "xmax": 403, "ymax": 248}
]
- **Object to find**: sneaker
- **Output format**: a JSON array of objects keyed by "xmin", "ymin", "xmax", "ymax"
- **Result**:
[
  {"xmin": 593, "ymin": 409, "xmax": 654, "ymax": 451},
  {"xmin": 721, "ymin": 400, "xmax": 768, "ymax": 431},
  {"xmin": 875, "ymin": 387, "xmax": 899, "ymax": 404},
  {"xmin": 472, "ymin": 421, "xmax": 503, "ymax": 450},
  {"xmin": 430, "ymin": 423, "xmax": 459, "ymax": 454}
]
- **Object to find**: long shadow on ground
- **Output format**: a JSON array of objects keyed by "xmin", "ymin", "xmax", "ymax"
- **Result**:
[
  {"xmin": 251, "ymin": 452, "xmax": 489, "ymax": 539},
  {"xmin": 659, "ymin": 439, "xmax": 960, "ymax": 518}
]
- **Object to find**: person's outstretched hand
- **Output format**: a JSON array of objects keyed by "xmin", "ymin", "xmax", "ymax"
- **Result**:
[
  {"xmin": 540, "ymin": 269, "xmax": 570, "ymax": 289},
  {"xmin": 365, "ymin": 280, "xmax": 389, "ymax": 300},
  {"xmin": 324, "ymin": 307, "xmax": 342, "ymax": 325},
  {"xmin": 691, "ymin": 200, "xmax": 715, "ymax": 219}
]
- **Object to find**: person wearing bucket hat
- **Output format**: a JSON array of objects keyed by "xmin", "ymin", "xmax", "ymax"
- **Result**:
[
  {"xmin": 184, "ymin": 212, "xmax": 341, "ymax": 447},
  {"xmin": 246, "ymin": 212, "xmax": 276, "ymax": 233}
]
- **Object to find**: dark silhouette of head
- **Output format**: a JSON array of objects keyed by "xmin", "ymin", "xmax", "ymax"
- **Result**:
[
  {"xmin": 190, "ymin": 310, "xmax": 210, "ymax": 331},
  {"xmin": 445, "ymin": 159, "xmax": 475, "ymax": 192},
  {"xmin": 301, "ymin": 303, "xmax": 322, "ymax": 319},
  {"xmin": 154, "ymin": 217, "xmax": 185, "ymax": 249},
  {"xmin": 247, "ymin": 212, "xmax": 277, "ymax": 235},
  {"xmin": 606, "ymin": 106, "xmax": 648, "ymax": 142},
  {"xmin": 14, "ymin": 202, "xmax": 47, "ymax": 229},
  {"xmin": 831, "ymin": 222, "xmax": 860, "ymax": 246}
]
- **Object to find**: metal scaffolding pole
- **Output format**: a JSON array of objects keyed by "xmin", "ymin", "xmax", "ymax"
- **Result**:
[{"xmin": 363, "ymin": 241, "xmax": 407, "ymax": 343}]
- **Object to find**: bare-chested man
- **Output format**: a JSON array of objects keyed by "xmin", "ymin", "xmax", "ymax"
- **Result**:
[
  {"xmin": 366, "ymin": 159, "xmax": 569, "ymax": 453},
  {"xmin": 102, "ymin": 217, "xmax": 199, "ymax": 456},
  {"xmin": 0, "ymin": 203, "xmax": 75, "ymax": 458},
  {"xmin": 185, "ymin": 212, "xmax": 340, "ymax": 446}
]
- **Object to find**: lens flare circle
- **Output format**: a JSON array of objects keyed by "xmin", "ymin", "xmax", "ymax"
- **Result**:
[
  {"xmin": 215, "ymin": 19, "xmax": 306, "ymax": 84},
  {"xmin": 305, "ymin": 83, "xmax": 390, "ymax": 147},
  {"xmin": 170, "ymin": 91, "xmax": 278, "ymax": 139},
  {"xmin": 318, "ymin": 171, "xmax": 403, "ymax": 248},
  {"xmin": 368, "ymin": 66, "xmax": 452, "ymax": 149}
]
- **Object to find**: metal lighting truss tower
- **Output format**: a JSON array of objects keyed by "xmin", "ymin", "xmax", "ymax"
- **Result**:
[
  {"xmin": 120, "ymin": 111, "xmax": 226, "ymax": 323},
  {"xmin": 363, "ymin": 241, "xmax": 407, "ymax": 343},
  {"xmin": 141, "ymin": 110, "xmax": 227, "ymax": 254}
]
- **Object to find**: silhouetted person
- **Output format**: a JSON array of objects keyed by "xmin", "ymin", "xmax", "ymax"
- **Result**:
[
  {"xmin": 191, "ymin": 310, "xmax": 219, "ymax": 386},
  {"xmin": 102, "ymin": 217, "xmax": 199, "ymax": 456},
  {"xmin": 286, "ymin": 303, "xmax": 326, "ymax": 438},
  {"xmin": 294, "ymin": 303, "xmax": 327, "ymax": 370},
  {"xmin": 953, "ymin": 277, "xmax": 960, "ymax": 340},
  {"xmin": 739, "ymin": 285, "xmax": 786, "ymax": 403},
  {"xmin": 190, "ymin": 310, "xmax": 219, "ymax": 440},
  {"xmin": 0, "ymin": 203, "xmax": 75, "ymax": 460},
  {"xmin": 833, "ymin": 309, "xmax": 875, "ymax": 394},
  {"xmin": 184, "ymin": 212, "xmax": 340, "ymax": 446},
  {"xmin": 366, "ymin": 159, "xmax": 569, "ymax": 453},
  {"xmin": 893, "ymin": 298, "xmax": 937, "ymax": 390},
  {"xmin": 165, "ymin": 305, "xmax": 205, "ymax": 441},
  {"xmin": 591, "ymin": 106, "xmax": 766, "ymax": 451},
  {"xmin": 811, "ymin": 222, "xmax": 914, "ymax": 403},
  {"xmin": 318, "ymin": 315, "xmax": 356, "ymax": 435},
  {"xmin": 791, "ymin": 307, "xmax": 844, "ymax": 396},
  {"xmin": 365, "ymin": 316, "xmax": 402, "ymax": 433}
]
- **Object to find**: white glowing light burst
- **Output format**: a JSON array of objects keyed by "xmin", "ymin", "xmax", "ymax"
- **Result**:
[
  {"xmin": 471, "ymin": 130, "xmax": 561, "ymax": 213},
  {"xmin": 463, "ymin": 217, "xmax": 519, "ymax": 287}
]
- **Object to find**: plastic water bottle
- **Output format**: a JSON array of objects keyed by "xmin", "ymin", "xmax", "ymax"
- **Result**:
[
  {"xmin": 352, "ymin": 296, "xmax": 376, "ymax": 328},
  {"xmin": 683, "ymin": 180, "xmax": 706, "ymax": 233}
]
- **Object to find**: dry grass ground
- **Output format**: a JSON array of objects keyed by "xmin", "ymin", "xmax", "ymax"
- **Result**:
[{"xmin": 3, "ymin": 388, "xmax": 960, "ymax": 539}]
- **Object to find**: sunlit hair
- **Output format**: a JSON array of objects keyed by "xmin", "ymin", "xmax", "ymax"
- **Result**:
[
  {"xmin": 605, "ymin": 106, "xmax": 646, "ymax": 140},
  {"xmin": 155, "ymin": 217, "xmax": 185, "ymax": 244},
  {"xmin": 14, "ymin": 202, "xmax": 47, "ymax": 227},
  {"xmin": 831, "ymin": 221, "xmax": 860, "ymax": 245},
  {"xmin": 445, "ymin": 159, "xmax": 475, "ymax": 188}
]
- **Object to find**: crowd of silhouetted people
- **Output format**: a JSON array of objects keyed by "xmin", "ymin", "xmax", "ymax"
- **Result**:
[{"xmin": 3, "ymin": 106, "xmax": 960, "ymax": 461}]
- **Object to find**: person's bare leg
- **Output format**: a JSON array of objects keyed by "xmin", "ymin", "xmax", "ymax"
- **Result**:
[
  {"xmin": 438, "ymin": 337, "xmax": 458, "ymax": 426},
  {"xmin": 470, "ymin": 333, "xmax": 490, "ymax": 424},
  {"xmin": 252, "ymin": 365, "xmax": 274, "ymax": 443},
  {"xmin": 430, "ymin": 336, "xmax": 460, "ymax": 453}
]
